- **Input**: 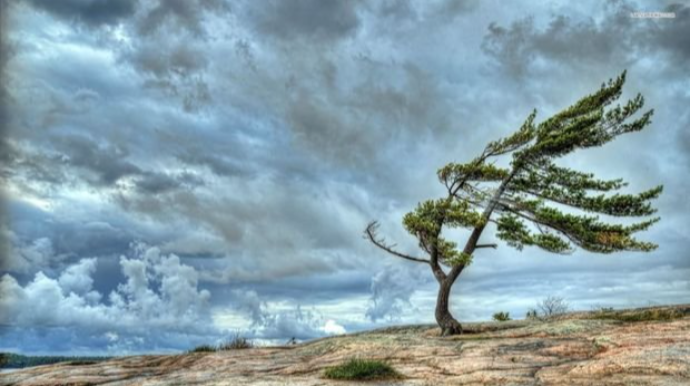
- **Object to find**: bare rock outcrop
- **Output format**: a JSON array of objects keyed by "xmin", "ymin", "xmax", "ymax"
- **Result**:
[{"xmin": 2, "ymin": 304, "xmax": 689, "ymax": 385}]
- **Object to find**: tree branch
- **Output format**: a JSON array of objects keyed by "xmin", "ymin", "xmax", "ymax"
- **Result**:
[
  {"xmin": 364, "ymin": 222, "xmax": 431, "ymax": 264},
  {"xmin": 475, "ymin": 243, "xmax": 498, "ymax": 249},
  {"xmin": 496, "ymin": 203, "xmax": 578, "ymax": 252}
]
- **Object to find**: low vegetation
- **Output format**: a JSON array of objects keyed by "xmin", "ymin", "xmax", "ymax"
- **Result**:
[
  {"xmin": 525, "ymin": 309, "xmax": 539, "ymax": 320},
  {"xmin": 189, "ymin": 333, "xmax": 254, "ymax": 353},
  {"xmin": 323, "ymin": 358, "xmax": 402, "ymax": 381},
  {"xmin": 0, "ymin": 353, "xmax": 111, "ymax": 369},
  {"xmin": 589, "ymin": 307, "xmax": 686, "ymax": 322},
  {"xmin": 536, "ymin": 296, "xmax": 570, "ymax": 319},
  {"xmin": 492, "ymin": 311, "xmax": 511, "ymax": 322},
  {"xmin": 218, "ymin": 334, "xmax": 253, "ymax": 350},
  {"xmin": 189, "ymin": 345, "xmax": 217, "ymax": 353}
]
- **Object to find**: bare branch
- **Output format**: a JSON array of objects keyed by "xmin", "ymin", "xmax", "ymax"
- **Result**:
[
  {"xmin": 364, "ymin": 222, "xmax": 431, "ymax": 264},
  {"xmin": 475, "ymin": 243, "xmax": 498, "ymax": 249}
]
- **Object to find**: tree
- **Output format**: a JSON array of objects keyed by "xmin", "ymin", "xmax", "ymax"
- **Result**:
[
  {"xmin": 365, "ymin": 72, "xmax": 662, "ymax": 336},
  {"xmin": 536, "ymin": 296, "xmax": 569, "ymax": 320}
]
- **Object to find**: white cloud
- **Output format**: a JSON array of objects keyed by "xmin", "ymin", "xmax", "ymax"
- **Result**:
[
  {"xmin": 366, "ymin": 264, "xmax": 429, "ymax": 322},
  {"xmin": 322, "ymin": 319, "xmax": 346, "ymax": 335},
  {"xmin": 6, "ymin": 236, "xmax": 62, "ymax": 274},
  {"xmin": 0, "ymin": 245, "xmax": 215, "ymax": 353},
  {"xmin": 58, "ymin": 258, "xmax": 97, "ymax": 295},
  {"xmin": 222, "ymin": 289, "xmax": 348, "ymax": 341}
]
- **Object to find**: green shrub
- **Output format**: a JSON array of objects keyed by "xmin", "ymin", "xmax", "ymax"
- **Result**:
[
  {"xmin": 189, "ymin": 344, "xmax": 217, "ymax": 353},
  {"xmin": 218, "ymin": 333, "xmax": 253, "ymax": 350},
  {"xmin": 188, "ymin": 332, "xmax": 253, "ymax": 354},
  {"xmin": 492, "ymin": 311, "xmax": 511, "ymax": 322},
  {"xmin": 324, "ymin": 358, "xmax": 401, "ymax": 380}
]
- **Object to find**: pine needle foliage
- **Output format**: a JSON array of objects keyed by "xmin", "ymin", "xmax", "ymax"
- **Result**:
[{"xmin": 365, "ymin": 72, "xmax": 662, "ymax": 334}]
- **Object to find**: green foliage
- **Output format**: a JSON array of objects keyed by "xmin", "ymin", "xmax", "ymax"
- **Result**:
[
  {"xmin": 0, "ymin": 353, "xmax": 111, "ymax": 369},
  {"xmin": 405, "ymin": 71, "xmax": 660, "ymax": 263},
  {"xmin": 189, "ymin": 333, "xmax": 253, "ymax": 353},
  {"xmin": 323, "ymin": 358, "xmax": 401, "ymax": 380},
  {"xmin": 367, "ymin": 72, "xmax": 661, "ymax": 334},
  {"xmin": 403, "ymin": 199, "xmax": 484, "ymax": 237},
  {"xmin": 189, "ymin": 345, "xmax": 217, "ymax": 353},
  {"xmin": 438, "ymin": 162, "xmax": 510, "ymax": 185},
  {"xmin": 496, "ymin": 214, "xmax": 572, "ymax": 253},
  {"xmin": 402, "ymin": 198, "xmax": 480, "ymax": 266},
  {"xmin": 443, "ymin": 251, "xmax": 473, "ymax": 267},
  {"xmin": 485, "ymin": 110, "xmax": 537, "ymax": 156},
  {"xmin": 492, "ymin": 311, "xmax": 511, "ymax": 322}
]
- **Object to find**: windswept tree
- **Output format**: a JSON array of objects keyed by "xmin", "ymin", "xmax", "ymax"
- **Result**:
[{"xmin": 365, "ymin": 72, "xmax": 662, "ymax": 336}]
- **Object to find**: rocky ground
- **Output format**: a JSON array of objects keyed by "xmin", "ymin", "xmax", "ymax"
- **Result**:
[{"xmin": 2, "ymin": 304, "xmax": 689, "ymax": 385}]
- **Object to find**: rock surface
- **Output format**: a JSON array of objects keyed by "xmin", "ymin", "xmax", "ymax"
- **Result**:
[{"xmin": 2, "ymin": 305, "xmax": 689, "ymax": 385}]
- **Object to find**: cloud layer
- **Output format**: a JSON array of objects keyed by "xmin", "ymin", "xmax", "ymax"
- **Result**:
[{"xmin": 1, "ymin": 0, "xmax": 688, "ymax": 354}]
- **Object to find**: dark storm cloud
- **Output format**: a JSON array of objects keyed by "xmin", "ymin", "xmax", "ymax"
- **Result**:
[
  {"xmin": 120, "ymin": 0, "xmax": 228, "ymax": 113},
  {"xmin": 431, "ymin": 0, "xmax": 479, "ymax": 20},
  {"xmin": 52, "ymin": 134, "xmax": 141, "ymax": 186},
  {"xmin": 0, "ymin": 0, "xmax": 14, "ymax": 272},
  {"xmin": 6, "ymin": 134, "xmax": 203, "ymax": 197},
  {"xmin": 176, "ymin": 151, "xmax": 249, "ymax": 178},
  {"xmin": 5, "ymin": 200, "xmax": 139, "ymax": 269},
  {"xmin": 482, "ymin": 1, "xmax": 690, "ymax": 77},
  {"xmin": 134, "ymin": 173, "xmax": 180, "ymax": 194},
  {"xmin": 126, "ymin": 41, "xmax": 208, "ymax": 79},
  {"xmin": 24, "ymin": 0, "xmax": 138, "ymax": 27},
  {"xmin": 647, "ymin": 3, "xmax": 690, "ymax": 64},
  {"xmin": 280, "ymin": 60, "xmax": 454, "ymax": 167},
  {"xmin": 137, "ymin": 0, "xmax": 229, "ymax": 37},
  {"xmin": 246, "ymin": 0, "xmax": 361, "ymax": 42},
  {"xmin": 2, "ymin": 0, "xmax": 689, "ymax": 355}
]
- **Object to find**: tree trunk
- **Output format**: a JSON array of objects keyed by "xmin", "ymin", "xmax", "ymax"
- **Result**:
[{"xmin": 435, "ymin": 280, "xmax": 462, "ymax": 336}]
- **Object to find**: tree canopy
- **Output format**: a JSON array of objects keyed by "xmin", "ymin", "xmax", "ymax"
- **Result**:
[{"xmin": 365, "ymin": 71, "xmax": 662, "ymax": 335}]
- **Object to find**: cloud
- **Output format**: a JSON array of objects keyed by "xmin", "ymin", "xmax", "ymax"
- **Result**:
[
  {"xmin": 53, "ymin": 134, "xmax": 142, "ymax": 187},
  {"xmin": 57, "ymin": 258, "xmax": 98, "ymax": 295},
  {"xmin": 5, "ymin": 236, "xmax": 64, "ymax": 275},
  {"xmin": 366, "ymin": 264, "xmax": 429, "ymax": 322},
  {"xmin": 245, "ymin": 0, "xmax": 361, "ymax": 43},
  {"xmin": 228, "ymin": 289, "xmax": 347, "ymax": 341},
  {"xmin": 482, "ymin": 1, "xmax": 690, "ymax": 77},
  {"xmin": 2, "ymin": 0, "xmax": 689, "ymax": 355},
  {"xmin": 136, "ymin": 0, "xmax": 229, "ymax": 38},
  {"xmin": 24, "ymin": 0, "xmax": 138, "ymax": 27},
  {"xmin": 122, "ymin": 35, "xmax": 213, "ymax": 112},
  {"xmin": 0, "ymin": 245, "xmax": 216, "ymax": 354}
]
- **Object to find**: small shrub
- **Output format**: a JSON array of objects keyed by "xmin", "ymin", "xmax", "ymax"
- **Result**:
[
  {"xmin": 492, "ymin": 311, "xmax": 511, "ymax": 322},
  {"xmin": 189, "ymin": 344, "xmax": 217, "ymax": 353},
  {"xmin": 324, "ymin": 358, "xmax": 401, "ymax": 381},
  {"xmin": 525, "ymin": 309, "xmax": 539, "ymax": 320},
  {"xmin": 218, "ymin": 333, "xmax": 253, "ymax": 350},
  {"xmin": 536, "ymin": 296, "xmax": 569, "ymax": 319}
]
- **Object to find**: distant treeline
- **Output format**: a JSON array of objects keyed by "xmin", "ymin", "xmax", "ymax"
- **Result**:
[{"xmin": 0, "ymin": 353, "xmax": 112, "ymax": 369}]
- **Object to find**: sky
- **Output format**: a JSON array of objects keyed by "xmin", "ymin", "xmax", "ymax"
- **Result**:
[{"xmin": 0, "ymin": 0, "xmax": 688, "ymax": 356}]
